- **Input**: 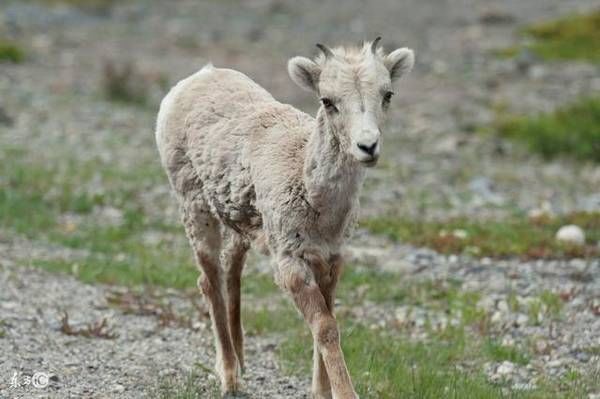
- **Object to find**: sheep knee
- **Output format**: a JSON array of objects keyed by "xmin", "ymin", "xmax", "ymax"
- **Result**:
[
  {"xmin": 316, "ymin": 316, "xmax": 339, "ymax": 349},
  {"xmin": 276, "ymin": 257, "xmax": 313, "ymax": 294}
]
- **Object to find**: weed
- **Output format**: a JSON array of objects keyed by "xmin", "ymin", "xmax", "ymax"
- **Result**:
[
  {"xmin": 484, "ymin": 339, "xmax": 529, "ymax": 365},
  {"xmin": 539, "ymin": 290, "xmax": 563, "ymax": 317},
  {"xmin": 102, "ymin": 60, "xmax": 149, "ymax": 106},
  {"xmin": 151, "ymin": 370, "xmax": 220, "ymax": 399},
  {"xmin": 106, "ymin": 290, "xmax": 203, "ymax": 329}
]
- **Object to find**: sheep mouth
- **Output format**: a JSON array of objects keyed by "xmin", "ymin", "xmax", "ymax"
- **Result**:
[{"xmin": 360, "ymin": 158, "xmax": 378, "ymax": 167}]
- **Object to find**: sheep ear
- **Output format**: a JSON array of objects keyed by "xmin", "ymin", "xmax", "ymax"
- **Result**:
[
  {"xmin": 288, "ymin": 56, "xmax": 321, "ymax": 92},
  {"xmin": 384, "ymin": 48, "xmax": 414, "ymax": 82}
]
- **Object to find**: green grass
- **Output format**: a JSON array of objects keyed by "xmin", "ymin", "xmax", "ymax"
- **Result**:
[
  {"xmin": 277, "ymin": 319, "xmax": 594, "ymax": 398},
  {"xmin": 0, "ymin": 320, "xmax": 7, "ymax": 338},
  {"xmin": 234, "ymin": 274, "xmax": 595, "ymax": 398},
  {"xmin": 0, "ymin": 39, "xmax": 24, "ymax": 63},
  {"xmin": 31, "ymin": 0, "xmax": 118, "ymax": 12},
  {"xmin": 494, "ymin": 11, "xmax": 600, "ymax": 63},
  {"xmin": 151, "ymin": 370, "xmax": 220, "ymax": 399},
  {"xmin": 362, "ymin": 212, "xmax": 600, "ymax": 259},
  {"xmin": 0, "ymin": 144, "xmax": 203, "ymax": 288},
  {"xmin": 242, "ymin": 304, "xmax": 301, "ymax": 336},
  {"xmin": 494, "ymin": 97, "xmax": 600, "ymax": 162},
  {"xmin": 484, "ymin": 339, "xmax": 529, "ymax": 365},
  {"xmin": 280, "ymin": 323, "xmax": 501, "ymax": 399},
  {"xmin": 524, "ymin": 11, "xmax": 600, "ymax": 62}
]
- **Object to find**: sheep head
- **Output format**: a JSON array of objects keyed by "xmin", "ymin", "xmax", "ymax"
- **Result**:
[{"xmin": 288, "ymin": 38, "xmax": 414, "ymax": 166}]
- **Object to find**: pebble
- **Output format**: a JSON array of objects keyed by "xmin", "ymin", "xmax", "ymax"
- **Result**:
[
  {"xmin": 556, "ymin": 225, "xmax": 586, "ymax": 245},
  {"xmin": 497, "ymin": 361, "xmax": 516, "ymax": 376}
]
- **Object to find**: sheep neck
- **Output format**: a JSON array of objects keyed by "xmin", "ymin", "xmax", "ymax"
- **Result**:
[{"xmin": 302, "ymin": 108, "xmax": 364, "ymax": 216}]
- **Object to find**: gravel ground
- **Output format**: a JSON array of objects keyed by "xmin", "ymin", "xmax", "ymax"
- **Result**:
[
  {"xmin": 0, "ymin": 253, "xmax": 309, "ymax": 399},
  {"xmin": 1, "ymin": 0, "xmax": 599, "ymax": 397}
]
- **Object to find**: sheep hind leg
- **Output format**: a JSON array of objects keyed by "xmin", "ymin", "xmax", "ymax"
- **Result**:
[
  {"xmin": 184, "ymin": 207, "xmax": 240, "ymax": 395},
  {"xmin": 223, "ymin": 234, "xmax": 249, "ymax": 374}
]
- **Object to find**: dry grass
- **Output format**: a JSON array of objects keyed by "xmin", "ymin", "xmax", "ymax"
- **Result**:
[
  {"xmin": 106, "ymin": 289, "xmax": 206, "ymax": 329},
  {"xmin": 59, "ymin": 311, "xmax": 118, "ymax": 339}
]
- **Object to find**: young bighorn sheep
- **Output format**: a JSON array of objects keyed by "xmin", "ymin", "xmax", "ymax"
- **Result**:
[{"xmin": 155, "ymin": 38, "xmax": 414, "ymax": 398}]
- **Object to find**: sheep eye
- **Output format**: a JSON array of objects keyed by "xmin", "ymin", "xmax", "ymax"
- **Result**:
[
  {"xmin": 320, "ymin": 97, "xmax": 338, "ymax": 112},
  {"xmin": 382, "ymin": 91, "xmax": 394, "ymax": 105}
]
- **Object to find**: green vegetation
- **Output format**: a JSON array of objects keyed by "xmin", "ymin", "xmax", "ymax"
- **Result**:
[
  {"xmin": 152, "ymin": 371, "xmax": 220, "ymax": 399},
  {"xmin": 524, "ymin": 11, "xmax": 600, "ymax": 62},
  {"xmin": 32, "ymin": 0, "xmax": 118, "ymax": 13},
  {"xmin": 102, "ymin": 61, "xmax": 150, "ymax": 106},
  {"xmin": 527, "ymin": 291, "xmax": 563, "ymax": 325},
  {"xmin": 0, "ymin": 320, "xmax": 7, "ymax": 338},
  {"xmin": 235, "ymin": 272, "xmax": 593, "ymax": 398},
  {"xmin": 494, "ymin": 97, "xmax": 600, "ymax": 162},
  {"xmin": 362, "ymin": 212, "xmax": 600, "ymax": 259},
  {"xmin": 276, "ymin": 318, "xmax": 590, "ymax": 398},
  {"xmin": 0, "ymin": 96, "xmax": 595, "ymax": 398},
  {"xmin": 243, "ymin": 304, "xmax": 300, "ymax": 336},
  {"xmin": 494, "ymin": 11, "xmax": 600, "ymax": 63},
  {"xmin": 280, "ymin": 323, "xmax": 500, "ymax": 398},
  {"xmin": 484, "ymin": 339, "xmax": 529, "ymax": 365},
  {"xmin": 0, "ymin": 145, "xmax": 200, "ymax": 288},
  {"xmin": 0, "ymin": 39, "xmax": 24, "ymax": 63}
]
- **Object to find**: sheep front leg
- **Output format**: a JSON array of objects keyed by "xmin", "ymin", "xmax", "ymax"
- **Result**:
[
  {"xmin": 308, "ymin": 254, "xmax": 343, "ymax": 399},
  {"xmin": 277, "ymin": 255, "xmax": 357, "ymax": 399}
]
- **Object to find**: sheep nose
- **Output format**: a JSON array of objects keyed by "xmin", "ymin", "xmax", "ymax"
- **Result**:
[{"xmin": 357, "ymin": 141, "xmax": 378, "ymax": 156}]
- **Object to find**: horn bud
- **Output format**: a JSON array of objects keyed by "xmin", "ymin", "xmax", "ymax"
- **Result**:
[
  {"xmin": 371, "ymin": 36, "xmax": 382, "ymax": 55},
  {"xmin": 316, "ymin": 43, "xmax": 334, "ymax": 59}
]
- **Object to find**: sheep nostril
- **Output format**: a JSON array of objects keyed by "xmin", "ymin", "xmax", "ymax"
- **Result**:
[{"xmin": 357, "ymin": 141, "xmax": 378, "ymax": 156}]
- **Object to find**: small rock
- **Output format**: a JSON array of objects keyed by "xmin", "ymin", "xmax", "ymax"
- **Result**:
[
  {"xmin": 452, "ymin": 229, "xmax": 468, "ymax": 240},
  {"xmin": 555, "ymin": 225, "xmax": 585, "ymax": 245},
  {"xmin": 512, "ymin": 382, "xmax": 535, "ymax": 391},
  {"xmin": 0, "ymin": 106, "xmax": 14, "ymax": 126},
  {"xmin": 534, "ymin": 340, "xmax": 549, "ymax": 355},
  {"xmin": 112, "ymin": 384, "xmax": 125, "ymax": 393},
  {"xmin": 497, "ymin": 361, "xmax": 516, "ymax": 376},
  {"xmin": 515, "ymin": 313, "xmax": 529, "ymax": 327}
]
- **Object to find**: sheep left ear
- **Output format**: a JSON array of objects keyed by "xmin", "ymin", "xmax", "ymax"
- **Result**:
[
  {"xmin": 384, "ymin": 48, "xmax": 415, "ymax": 82},
  {"xmin": 288, "ymin": 56, "xmax": 321, "ymax": 92}
]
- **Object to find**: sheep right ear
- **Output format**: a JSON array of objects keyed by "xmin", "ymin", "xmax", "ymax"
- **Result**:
[{"xmin": 288, "ymin": 56, "xmax": 321, "ymax": 92}]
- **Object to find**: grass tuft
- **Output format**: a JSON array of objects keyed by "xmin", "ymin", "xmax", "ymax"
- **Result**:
[
  {"xmin": 102, "ymin": 60, "xmax": 150, "ymax": 106},
  {"xmin": 494, "ymin": 97, "xmax": 600, "ymax": 162},
  {"xmin": 524, "ymin": 11, "xmax": 600, "ymax": 62},
  {"xmin": 484, "ymin": 339, "xmax": 529, "ymax": 365},
  {"xmin": 0, "ymin": 39, "xmax": 25, "ymax": 63},
  {"xmin": 151, "ymin": 371, "xmax": 220, "ymax": 399}
]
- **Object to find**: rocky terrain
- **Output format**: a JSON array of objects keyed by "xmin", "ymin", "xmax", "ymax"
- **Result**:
[{"xmin": 0, "ymin": 0, "xmax": 599, "ymax": 398}]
